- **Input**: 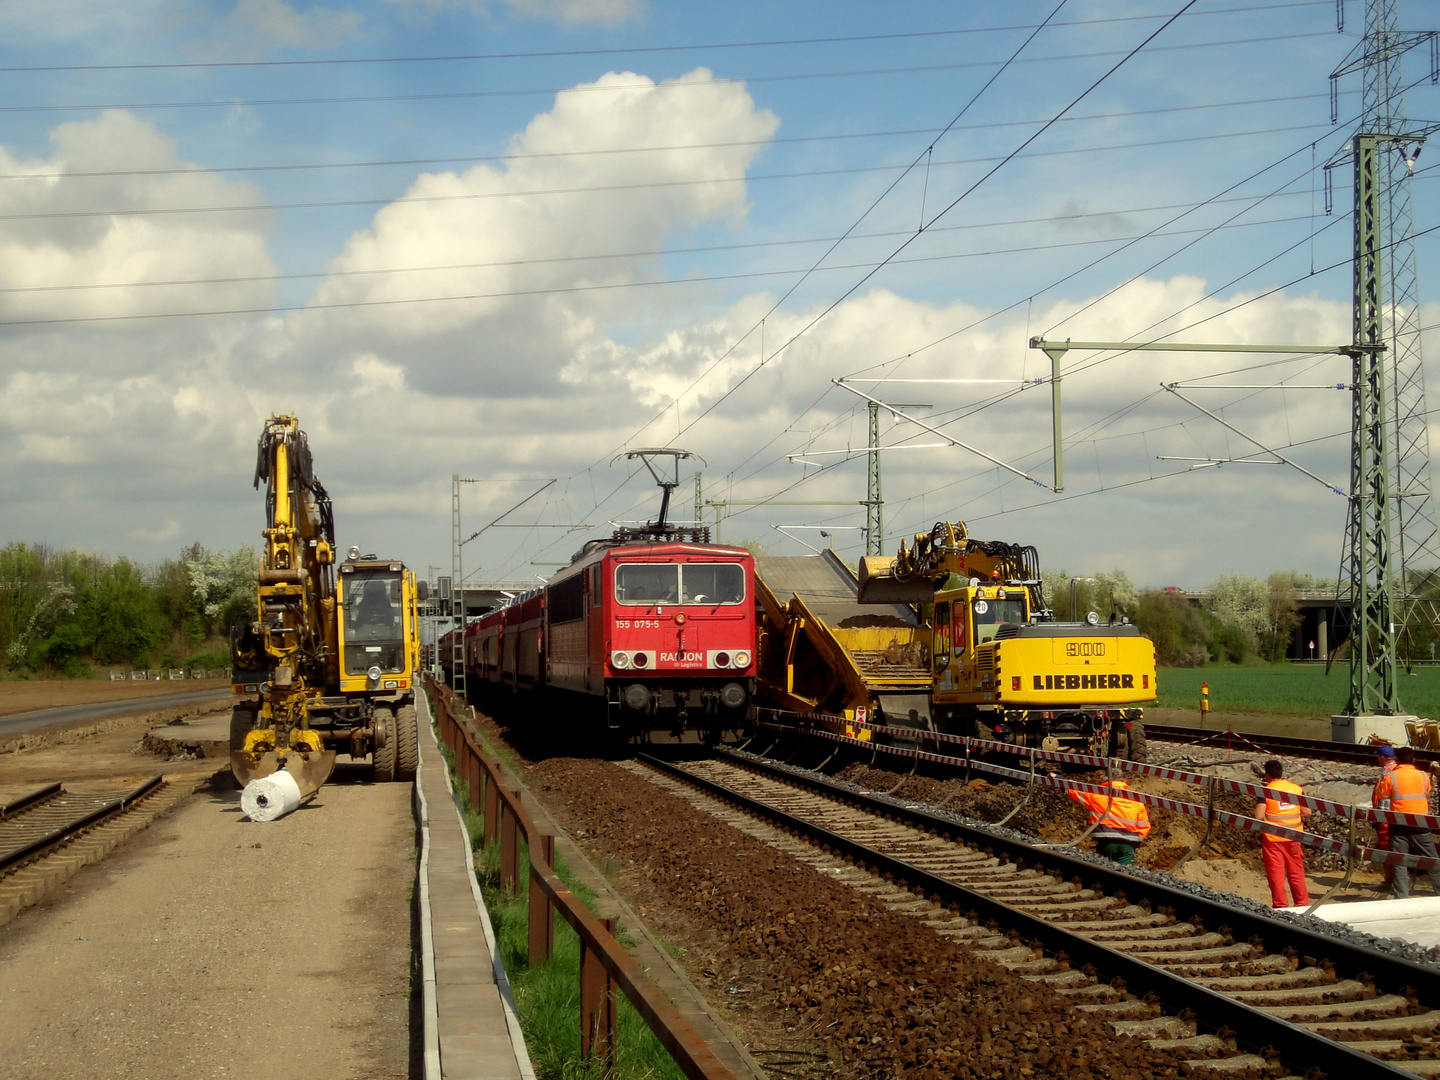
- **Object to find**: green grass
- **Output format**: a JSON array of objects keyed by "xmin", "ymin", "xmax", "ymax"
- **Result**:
[
  {"xmin": 1157, "ymin": 663, "xmax": 1440, "ymax": 719},
  {"xmin": 440, "ymin": 725, "xmax": 684, "ymax": 1080}
]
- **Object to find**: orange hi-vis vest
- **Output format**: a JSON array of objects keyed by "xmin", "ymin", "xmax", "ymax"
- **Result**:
[
  {"xmin": 1067, "ymin": 780, "xmax": 1151, "ymax": 840},
  {"xmin": 1376, "ymin": 764, "xmax": 1432, "ymax": 815},
  {"xmin": 1262, "ymin": 779, "xmax": 1305, "ymax": 843}
]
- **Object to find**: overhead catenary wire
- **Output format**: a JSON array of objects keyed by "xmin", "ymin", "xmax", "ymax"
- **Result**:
[
  {"xmin": 0, "ymin": 31, "xmax": 1337, "ymax": 116},
  {"xmin": 0, "ymin": 5, "xmax": 1330, "ymax": 74}
]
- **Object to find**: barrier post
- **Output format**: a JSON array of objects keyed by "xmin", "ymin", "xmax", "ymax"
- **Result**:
[
  {"xmin": 484, "ymin": 770, "xmax": 501, "ymax": 847},
  {"xmin": 581, "ymin": 915, "xmax": 618, "ymax": 1073},
  {"xmin": 528, "ymin": 833, "xmax": 555, "ymax": 964},
  {"xmin": 1305, "ymin": 804, "xmax": 1360, "ymax": 915},
  {"xmin": 500, "ymin": 785, "xmax": 523, "ymax": 891},
  {"xmin": 997, "ymin": 746, "xmax": 1038, "ymax": 827},
  {"xmin": 467, "ymin": 750, "xmax": 482, "ymax": 813}
]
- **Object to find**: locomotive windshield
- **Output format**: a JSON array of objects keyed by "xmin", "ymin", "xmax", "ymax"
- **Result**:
[
  {"xmin": 615, "ymin": 563, "xmax": 745, "ymax": 606},
  {"xmin": 342, "ymin": 571, "xmax": 406, "ymax": 674}
]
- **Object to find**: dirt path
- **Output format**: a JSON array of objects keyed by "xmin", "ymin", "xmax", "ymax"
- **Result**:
[
  {"xmin": 0, "ymin": 677, "xmax": 229, "ymax": 719},
  {"xmin": 0, "ymin": 767, "xmax": 415, "ymax": 1080}
]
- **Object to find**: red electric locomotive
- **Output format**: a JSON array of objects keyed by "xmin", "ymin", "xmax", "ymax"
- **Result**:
[
  {"xmin": 447, "ymin": 449, "xmax": 757, "ymax": 741},
  {"xmin": 544, "ymin": 537, "xmax": 755, "ymax": 736}
]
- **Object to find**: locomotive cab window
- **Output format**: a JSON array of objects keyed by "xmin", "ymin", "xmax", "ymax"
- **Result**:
[
  {"xmin": 614, "ymin": 563, "xmax": 746, "ymax": 606},
  {"xmin": 342, "ymin": 571, "xmax": 406, "ymax": 674},
  {"xmin": 679, "ymin": 563, "xmax": 745, "ymax": 605},
  {"xmin": 615, "ymin": 564, "xmax": 679, "ymax": 605},
  {"xmin": 972, "ymin": 596, "xmax": 1026, "ymax": 645}
]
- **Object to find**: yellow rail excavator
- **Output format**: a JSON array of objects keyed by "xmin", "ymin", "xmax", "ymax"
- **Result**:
[
  {"xmin": 754, "ymin": 521, "xmax": 1156, "ymax": 759},
  {"xmin": 229, "ymin": 414, "xmax": 426, "ymax": 796}
]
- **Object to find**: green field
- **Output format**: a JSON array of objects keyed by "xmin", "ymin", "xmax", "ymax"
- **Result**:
[{"xmin": 1156, "ymin": 664, "xmax": 1440, "ymax": 719}]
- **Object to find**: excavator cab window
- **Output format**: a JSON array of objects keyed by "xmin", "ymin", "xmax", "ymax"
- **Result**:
[
  {"xmin": 933, "ymin": 601, "xmax": 953, "ymax": 671},
  {"xmin": 972, "ymin": 596, "xmax": 1025, "ymax": 645},
  {"xmin": 342, "ymin": 571, "xmax": 406, "ymax": 674}
]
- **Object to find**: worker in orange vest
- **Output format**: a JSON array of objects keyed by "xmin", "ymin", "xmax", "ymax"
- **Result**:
[
  {"xmin": 1372, "ymin": 745, "xmax": 1398, "ymax": 889},
  {"xmin": 1374, "ymin": 746, "xmax": 1440, "ymax": 899},
  {"xmin": 1255, "ymin": 759, "xmax": 1311, "ymax": 908},
  {"xmin": 1059, "ymin": 776, "xmax": 1151, "ymax": 865}
]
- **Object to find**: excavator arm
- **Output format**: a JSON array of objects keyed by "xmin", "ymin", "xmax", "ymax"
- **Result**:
[
  {"xmin": 858, "ymin": 521, "xmax": 1047, "ymax": 612},
  {"xmin": 230, "ymin": 414, "xmax": 338, "ymax": 795}
]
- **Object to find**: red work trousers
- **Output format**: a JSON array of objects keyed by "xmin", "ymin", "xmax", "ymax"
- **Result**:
[{"xmin": 1261, "ymin": 840, "xmax": 1309, "ymax": 907}]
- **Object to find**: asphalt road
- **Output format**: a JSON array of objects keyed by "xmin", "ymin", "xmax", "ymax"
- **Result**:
[{"xmin": 0, "ymin": 689, "xmax": 231, "ymax": 738}]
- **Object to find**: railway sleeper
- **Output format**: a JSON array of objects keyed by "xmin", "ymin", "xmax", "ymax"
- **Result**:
[
  {"xmin": 1059, "ymin": 907, "xmax": 1166, "ymax": 929},
  {"xmin": 1022, "ymin": 969, "xmax": 1092, "ymax": 988},
  {"xmin": 1132, "ymin": 941, "xmax": 1257, "ymax": 964},
  {"xmin": 1111, "ymin": 931, "xmax": 1230, "ymax": 954},
  {"xmin": 1228, "ymin": 978, "xmax": 1370, "ymax": 1005},
  {"xmin": 1112, "ymin": 1016, "xmax": 1196, "ymax": 1040},
  {"xmin": 1076, "ymin": 998, "xmax": 1156, "ymax": 1018},
  {"xmin": 1183, "ymin": 1053, "xmax": 1272, "ymax": 1074},
  {"xmin": 1194, "ymin": 966, "xmax": 1333, "ymax": 991},
  {"xmin": 1307, "ymin": 1011, "xmax": 1440, "ymax": 1036},
  {"xmin": 1080, "ymin": 922, "xmax": 1199, "ymax": 943},
  {"xmin": 1257, "ymin": 993, "xmax": 1410, "ymax": 1022}
]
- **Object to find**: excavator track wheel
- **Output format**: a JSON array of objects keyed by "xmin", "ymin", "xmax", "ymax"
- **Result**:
[
  {"xmin": 373, "ymin": 707, "xmax": 398, "ymax": 783},
  {"xmin": 1126, "ymin": 721, "xmax": 1148, "ymax": 763},
  {"xmin": 395, "ymin": 704, "xmax": 419, "ymax": 783}
]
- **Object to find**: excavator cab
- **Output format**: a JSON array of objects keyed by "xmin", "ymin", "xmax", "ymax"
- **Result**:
[{"xmin": 338, "ymin": 560, "xmax": 415, "ymax": 694}]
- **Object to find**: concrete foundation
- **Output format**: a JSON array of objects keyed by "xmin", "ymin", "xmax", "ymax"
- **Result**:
[
  {"xmin": 1331, "ymin": 713, "xmax": 1417, "ymax": 746},
  {"xmin": 1284, "ymin": 895, "xmax": 1440, "ymax": 950}
]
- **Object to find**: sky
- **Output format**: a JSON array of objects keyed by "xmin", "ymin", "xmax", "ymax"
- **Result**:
[{"xmin": 1, "ymin": 0, "xmax": 1438, "ymax": 592}]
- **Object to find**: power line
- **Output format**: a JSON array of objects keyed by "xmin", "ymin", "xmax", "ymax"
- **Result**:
[
  {"xmin": 0, "ymin": 120, "xmax": 1340, "ymax": 224},
  {"xmin": 0, "ymin": 32, "xmax": 1337, "ymax": 116},
  {"xmin": 0, "ymin": 91, "xmax": 1338, "ymax": 183},
  {"xmin": 0, "ymin": 5, "xmax": 1330, "ymax": 74}
]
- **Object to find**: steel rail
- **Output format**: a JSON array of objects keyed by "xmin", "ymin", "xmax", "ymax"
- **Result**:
[
  {"xmin": 0, "ymin": 775, "xmax": 164, "ymax": 874},
  {"xmin": 1145, "ymin": 722, "xmax": 1440, "ymax": 767},
  {"xmin": 0, "ymin": 782, "xmax": 62, "ymax": 820},
  {"xmin": 641, "ymin": 750, "xmax": 1424, "ymax": 1080}
]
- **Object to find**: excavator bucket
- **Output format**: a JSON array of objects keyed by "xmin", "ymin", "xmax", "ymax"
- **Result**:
[
  {"xmin": 857, "ymin": 555, "xmax": 936, "ymax": 604},
  {"xmin": 230, "ymin": 749, "xmax": 337, "ymax": 798}
]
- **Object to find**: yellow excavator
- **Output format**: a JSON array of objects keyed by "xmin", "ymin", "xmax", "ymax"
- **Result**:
[
  {"xmin": 857, "ymin": 521, "xmax": 1156, "ymax": 758},
  {"xmin": 229, "ymin": 414, "xmax": 425, "ymax": 794}
]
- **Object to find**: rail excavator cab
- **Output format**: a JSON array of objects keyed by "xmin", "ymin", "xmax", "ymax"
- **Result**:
[{"xmin": 230, "ymin": 727, "xmax": 337, "ymax": 798}]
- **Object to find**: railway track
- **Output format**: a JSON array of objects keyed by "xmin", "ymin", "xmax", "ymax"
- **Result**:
[
  {"xmin": 637, "ymin": 748, "xmax": 1440, "ymax": 1079},
  {"xmin": 0, "ymin": 776, "xmax": 178, "ymax": 926},
  {"xmin": 1145, "ymin": 723, "xmax": 1440, "ymax": 768}
]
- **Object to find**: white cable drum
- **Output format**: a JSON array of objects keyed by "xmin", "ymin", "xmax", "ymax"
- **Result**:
[{"xmin": 241, "ymin": 769, "xmax": 304, "ymax": 822}]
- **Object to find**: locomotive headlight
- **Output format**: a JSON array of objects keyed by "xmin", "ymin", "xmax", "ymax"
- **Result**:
[
  {"xmin": 632, "ymin": 652, "xmax": 650, "ymax": 668},
  {"xmin": 733, "ymin": 650, "xmax": 751, "ymax": 668},
  {"xmin": 1085, "ymin": 611, "xmax": 1100, "ymax": 626},
  {"xmin": 713, "ymin": 651, "xmax": 731, "ymax": 668},
  {"xmin": 611, "ymin": 651, "xmax": 631, "ymax": 669},
  {"xmin": 367, "ymin": 665, "xmax": 382, "ymax": 681},
  {"xmin": 674, "ymin": 612, "xmax": 687, "ymax": 625}
]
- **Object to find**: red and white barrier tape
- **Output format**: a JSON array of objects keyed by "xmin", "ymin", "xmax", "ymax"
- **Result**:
[{"xmin": 754, "ymin": 714, "xmax": 1440, "ymax": 872}]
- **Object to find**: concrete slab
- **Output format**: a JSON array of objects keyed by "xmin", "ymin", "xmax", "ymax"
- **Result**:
[
  {"xmin": 1284, "ymin": 895, "xmax": 1440, "ymax": 949},
  {"xmin": 416, "ymin": 694, "xmax": 532, "ymax": 1080}
]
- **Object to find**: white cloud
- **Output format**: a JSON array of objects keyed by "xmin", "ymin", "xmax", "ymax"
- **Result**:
[
  {"xmin": 229, "ymin": 0, "xmax": 364, "ymax": 49},
  {"xmin": 288, "ymin": 68, "xmax": 779, "ymax": 398},
  {"xmin": 0, "ymin": 82, "xmax": 1395, "ymax": 593},
  {"xmin": 384, "ymin": 0, "xmax": 644, "ymax": 27},
  {"xmin": 0, "ymin": 111, "xmax": 276, "ymax": 329}
]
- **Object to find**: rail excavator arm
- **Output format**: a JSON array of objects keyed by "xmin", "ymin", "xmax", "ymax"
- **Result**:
[
  {"xmin": 858, "ymin": 521, "xmax": 1044, "ymax": 609},
  {"xmin": 230, "ymin": 414, "xmax": 338, "ymax": 796}
]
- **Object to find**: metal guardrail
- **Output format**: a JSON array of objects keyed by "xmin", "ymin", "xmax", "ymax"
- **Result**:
[{"xmin": 426, "ymin": 677, "xmax": 739, "ymax": 1080}]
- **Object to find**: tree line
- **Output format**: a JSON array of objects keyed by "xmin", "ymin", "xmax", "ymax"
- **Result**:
[
  {"xmin": 0, "ymin": 542, "xmax": 256, "ymax": 676},
  {"xmin": 1044, "ymin": 568, "xmax": 1386, "ymax": 668}
]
